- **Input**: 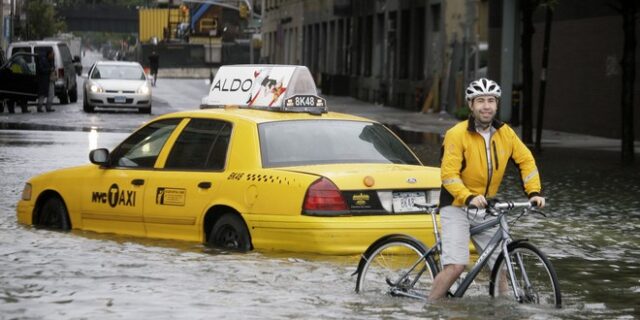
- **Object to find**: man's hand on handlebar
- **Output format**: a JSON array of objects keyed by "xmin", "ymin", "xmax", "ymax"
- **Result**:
[
  {"xmin": 469, "ymin": 195, "xmax": 488, "ymax": 208},
  {"xmin": 529, "ymin": 196, "xmax": 546, "ymax": 208}
]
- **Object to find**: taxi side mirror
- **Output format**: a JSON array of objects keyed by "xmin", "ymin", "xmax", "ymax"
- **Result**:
[{"xmin": 89, "ymin": 148, "xmax": 109, "ymax": 166}]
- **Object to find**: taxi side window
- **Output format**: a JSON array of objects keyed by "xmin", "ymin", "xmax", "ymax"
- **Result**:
[
  {"xmin": 165, "ymin": 119, "xmax": 231, "ymax": 170},
  {"xmin": 110, "ymin": 119, "xmax": 181, "ymax": 168}
]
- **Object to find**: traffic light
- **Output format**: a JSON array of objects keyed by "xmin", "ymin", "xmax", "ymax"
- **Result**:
[{"xmin": 239, "ymin": 2, "xmax": 249, "ymax": 19}]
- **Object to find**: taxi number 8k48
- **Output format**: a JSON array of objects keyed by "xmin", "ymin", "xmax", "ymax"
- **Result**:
[{"xmin": 295, "ymin": 96, "xmax": 316, "ymax": 106}]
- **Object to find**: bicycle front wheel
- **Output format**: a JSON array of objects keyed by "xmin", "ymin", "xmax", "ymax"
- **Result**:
[
  {"xmin": 490, "ymin": 241, "xmax": 562, "ymax": 307},
  {"xmin": 355, "ymin": 235, "xmax": 438, "ymax": 299}
]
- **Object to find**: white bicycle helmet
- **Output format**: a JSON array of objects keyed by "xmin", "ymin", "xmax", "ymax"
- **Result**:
[{"xmin": 465, "ymin": 78, "xmax": 502, "ymax": 101}]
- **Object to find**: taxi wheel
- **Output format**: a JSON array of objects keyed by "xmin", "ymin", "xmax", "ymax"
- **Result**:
[
  {"xmin": 38, "ymin": 197, "xmax": 71, "ymax": 231},
  {"xmin": 209, "ymin": 214, "xmax": 251, "ymax": 251}
]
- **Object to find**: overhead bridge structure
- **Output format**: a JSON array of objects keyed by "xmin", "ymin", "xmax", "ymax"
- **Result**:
[{"xmin": 57, "ymin": 5, "xmax": 138, "ymax": 33}]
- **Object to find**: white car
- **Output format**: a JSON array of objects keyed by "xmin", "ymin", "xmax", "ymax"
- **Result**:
[{"xmin": 83, "ymin": 61, "xmax": 152, "ymax": 113}]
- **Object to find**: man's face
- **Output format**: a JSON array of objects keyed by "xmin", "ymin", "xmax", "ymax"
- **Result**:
[{"xmin": 468, "ymin": 95, "xmax": 498, "ymax": 125}]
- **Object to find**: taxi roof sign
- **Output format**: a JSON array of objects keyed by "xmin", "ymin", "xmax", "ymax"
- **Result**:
[{"xmin": 201, "ymin": 65, "xmax": 327, "ymax": 113}]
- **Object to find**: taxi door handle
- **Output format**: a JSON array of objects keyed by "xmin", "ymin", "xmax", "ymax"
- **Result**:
[
  {"xmin": 198, "ymin": 182, "xmax": 212, "ymax": 189},
  {"xmin": 131, "ymin": 179, "xmax": 145, "ymax": 186}
]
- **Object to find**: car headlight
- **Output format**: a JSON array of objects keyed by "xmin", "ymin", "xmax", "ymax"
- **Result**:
[
  {"xmin": 90, "ymin": 84, "xmax": 104, "ymax": 93},
  {"xmin": 137, "ymin": 84, "xmax": 150, "ymax": 95},
  {"xmin": 21, "ymin": 183, "xmax": 32, "ymax": 201}
]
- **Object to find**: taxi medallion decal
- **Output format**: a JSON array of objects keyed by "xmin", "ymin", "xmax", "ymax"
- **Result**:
[
  {"xmin": 156, "ymin": 188, "xmax": 186, "ymax": 206},
  {"xmin": 352, "ymin": 193, "xmax": 370, "ymax": 206}
]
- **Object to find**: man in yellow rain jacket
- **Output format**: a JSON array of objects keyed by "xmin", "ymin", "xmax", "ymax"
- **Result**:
[{"xmin": 429, "ymin": 78, "xmax": 546, "ymax": 300}]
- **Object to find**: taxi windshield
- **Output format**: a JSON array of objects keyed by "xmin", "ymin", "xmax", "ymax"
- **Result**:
[{"xmin": 259, "ymin": 120, "xmax": 420, "ymax": 167}]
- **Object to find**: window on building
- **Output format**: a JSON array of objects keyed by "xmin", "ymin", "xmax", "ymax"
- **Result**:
[{"xmin": 431, "ymin": 3, "xmax": 441, "ymax": 32}]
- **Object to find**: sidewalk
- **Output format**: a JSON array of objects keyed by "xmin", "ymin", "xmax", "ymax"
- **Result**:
[{"xmin": 324, "ymin": 94, "xmax": 640, "ymax": 153}]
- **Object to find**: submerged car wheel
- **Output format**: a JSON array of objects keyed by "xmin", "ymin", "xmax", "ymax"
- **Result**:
[
  {"xmin": 69, "ymin": 84, "xmax": 78, "ymax": 103},
  {"xmin": 38, "ymin": 196, "xmax": 71, "ymax": 231},
  {"xmin": 83, "ymin": 91, "xmax": 94, "ymax": 113},
  {"xmin": 138, "ymin": 104, "xmax": 151, "ymax": 114},
  {"xmin": 58, "ymin": 89, "xmax": 69, "ymax": 105},
  {"xmin": 208, "ymin": 213, "xmax": 251, "ymax": 251}
]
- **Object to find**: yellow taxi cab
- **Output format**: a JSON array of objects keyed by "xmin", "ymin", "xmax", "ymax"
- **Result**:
[{"xmin": 16, "ymin": 65, "xmax": 441, "ymax": 255}]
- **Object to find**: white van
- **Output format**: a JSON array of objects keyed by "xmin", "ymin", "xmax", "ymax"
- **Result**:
[{"xmin": 7, "ymin": 40, "xmax": 79, "ymax": 104}]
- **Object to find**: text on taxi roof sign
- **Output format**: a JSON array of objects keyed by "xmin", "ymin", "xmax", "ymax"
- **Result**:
[{"xmin": 202, "ymin": 65, "xmax": 321, "ymax": 111}]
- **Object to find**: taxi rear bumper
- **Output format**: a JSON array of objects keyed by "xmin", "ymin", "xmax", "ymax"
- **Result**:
[{"xmin": 247, "ymin": 213, "xmax": 438, "ymax": 255}]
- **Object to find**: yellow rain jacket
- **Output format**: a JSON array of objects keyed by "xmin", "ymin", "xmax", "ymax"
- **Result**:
[{"xmin": 439, "ymin": 118, "xmax": 541, "ymax": 207}]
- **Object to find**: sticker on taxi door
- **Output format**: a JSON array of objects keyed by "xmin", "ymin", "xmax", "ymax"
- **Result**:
[{"xmin": 156, "ymin": 188, "xmax": 186, "ymax": 206}]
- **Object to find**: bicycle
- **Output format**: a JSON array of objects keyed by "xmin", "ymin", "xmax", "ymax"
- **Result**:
[{"xmin": 354, "ymin": 200, "xmax": 562, "ymax": 308}]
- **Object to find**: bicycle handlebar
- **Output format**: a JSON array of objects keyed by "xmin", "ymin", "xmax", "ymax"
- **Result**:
[
  {"xmin": 492, "ymin": 201, "xmax": 535, "ymax": 210},
  {"xmin": 414, "ymin": 200, "xmax": 540, "ymax": 213}
]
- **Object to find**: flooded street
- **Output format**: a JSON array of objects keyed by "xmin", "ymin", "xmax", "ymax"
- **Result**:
[{"xmin": 1, "ymin": 129, "xmax": 639, "ymax": 319}]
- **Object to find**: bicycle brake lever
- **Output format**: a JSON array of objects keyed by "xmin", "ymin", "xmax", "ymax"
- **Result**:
[{"xmin": 529, "ymin": 208, "xmax": 547, "ymax": 217}]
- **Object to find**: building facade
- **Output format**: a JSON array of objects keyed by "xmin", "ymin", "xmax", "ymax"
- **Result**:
[
  {"xmin": 263, "ymin": 0, "xmax": 638, "ymax": 140},
  {"xmin": 488, "ymin": 0, "xmax": 640, "ymax": 139},
  {"xmin": 261, "ymin": 0, "xmax": 489, "ymax": 112}
]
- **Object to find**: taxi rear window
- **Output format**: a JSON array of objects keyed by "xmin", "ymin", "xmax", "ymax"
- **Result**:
[{"xmin": 258, "ymin": 120, "xmax": 420, "ymax": 167}]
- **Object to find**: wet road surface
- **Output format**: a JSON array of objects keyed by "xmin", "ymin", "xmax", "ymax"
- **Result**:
[{"xmin": 1, "ymin": 129, "xmax": 639, "ymax": 319}]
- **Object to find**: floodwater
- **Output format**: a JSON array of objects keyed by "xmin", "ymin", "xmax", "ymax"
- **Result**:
[{"xmin": 1, "ymin": 129, "xmax": 639, "ymax": 319}]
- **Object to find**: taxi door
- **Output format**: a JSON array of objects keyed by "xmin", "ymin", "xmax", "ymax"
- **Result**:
[
  {"xmin": 81, "ymin": 170, "xmax": 148, "ymax": 237},
  {"xmin": 142, "ymin": 119, "xmax": 232, "ymax": 242},
  {"xmin": 80, "ymin": 119, "xmax": 183, "ymax": 237}
]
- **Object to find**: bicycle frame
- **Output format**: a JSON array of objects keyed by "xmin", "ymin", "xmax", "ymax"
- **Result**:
[
  {"xmin": 410, "ymin": 203, "xmax": 531, "ymax": 300},
  {"xmin": 451, "ymin": 212, "xmax": 513, "ymax": 298}
]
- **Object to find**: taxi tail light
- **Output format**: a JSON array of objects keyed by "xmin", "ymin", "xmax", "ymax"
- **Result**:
[
  {"xmin": 58, "ymin": 68, "xmax": 64, "ymax": 79},
  {"xmin": 303, "ymin": 177, "xmax": 348, "ymax": 213}
]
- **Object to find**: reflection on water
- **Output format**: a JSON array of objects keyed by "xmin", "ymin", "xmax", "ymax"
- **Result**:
[
  {"xmin": 1, "ymin": 129, "xmax": 639, "ymax": 319},
  {"xmin": 88, "ymin": 127, "xmax": 99, "ymax": 151}
]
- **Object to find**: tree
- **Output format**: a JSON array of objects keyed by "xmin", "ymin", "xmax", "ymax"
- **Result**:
[
  {"xmin": 520, "ymin": 0, "xmax": 540, "ymax": 145},
  {"xmin": 612, "ymin": 0, "xmax": 637, "ymax": 164},
  {"xmin": 56, "ymin": 0, "xmax": 149, "ymax": 6},
  {"xmin": 24, "ymin": 0, "xmax": 66, "ymax": 40},
  {"xmin": 534, "ymin": 2, "xmax": 556, "ymax": 153}
]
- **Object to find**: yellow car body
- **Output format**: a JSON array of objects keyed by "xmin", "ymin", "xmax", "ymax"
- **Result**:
[{"xmin": 16, "ymin": 65, "xmax": 442, "ymax": 255}]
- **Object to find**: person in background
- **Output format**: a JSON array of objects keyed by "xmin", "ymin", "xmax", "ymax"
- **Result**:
[
  {"xmin": 36, "ymin": 50, "xmax": 55, "ymax": 112},
  {"xmin": 6, "ymin": 56, "xmax": 31, "ymax": 113},
  {"xmin": 429, "ymin": 78, "xmax": 545, "ymax": 300},
  {"xmin": 148, "ymin": 50, "xmax": 159, "ymax": 87}
]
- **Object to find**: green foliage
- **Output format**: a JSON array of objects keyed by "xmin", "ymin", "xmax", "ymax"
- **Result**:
[
  {"xmin": 24, "ymin": 0, "xmax": 66, "ymax": 40},
  {"xmin": 454, "ymin": 106, "xmax": 470, "ymax": 120},
  {"xmin": 56, "ymin": 0, "xmax": 150, "ymax": 7}
]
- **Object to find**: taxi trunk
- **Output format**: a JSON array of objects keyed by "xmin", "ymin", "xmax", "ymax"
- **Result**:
[{"xmin": 248, "ymin": 163, "xmax": 442, "ymax": 255}]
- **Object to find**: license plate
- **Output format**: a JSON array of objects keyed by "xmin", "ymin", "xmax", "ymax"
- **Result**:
[
  {"xmin": 392, "ymin": 191, "xmax": 427, "ymax": 213},
  {"xmin": 114, "ymin": 96, "xmax": 126, "ymax": 103}
]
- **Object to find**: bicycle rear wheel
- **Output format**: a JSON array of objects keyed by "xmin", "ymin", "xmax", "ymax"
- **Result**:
[
  {"xmin": 355, "ymin": 234, "xmax": 438, "ymax": 299},
  {"xmin": 490, "ymin": 241, "xmax": 562, "ymax": 307}
]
